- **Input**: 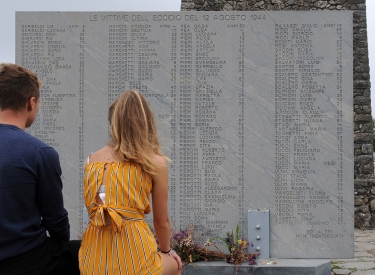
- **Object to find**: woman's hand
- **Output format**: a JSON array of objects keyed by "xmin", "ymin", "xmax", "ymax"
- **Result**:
[{"xmin": 169, "ymin": 250, "xmax": 182, "ymax": 270}]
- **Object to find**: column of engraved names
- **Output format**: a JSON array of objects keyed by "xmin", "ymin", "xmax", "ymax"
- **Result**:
[
  {"xmin": 20, "ymin": 23, "xmax": 77, "ymax": 227},
  {"xmin": 108, "ymin": 25, "xmax": 129, "ymax": 111},
  {"xmin": 179, "ymin": 24, "xmax": 197, "ymax": 228},
  {"xmin": 274, "ymin": 24, "xmax": 297, "ymax": 225},
  {"xmin": 169, "ymin": 25, "xmax": 178, "ymax": 223},
  {"xmin": 78, "ymin": 25, "xmax": 85, "ymax": 233},
  {"xmin": 336, "ymin": 24, "xmax": 344, "ymax": 225},
  {"xmin": 294, "ymin": 24, "xmax": 334, "ymax": 230},
  {"xmin": 238, "ymin": 27, "xmax": 245, "ymax": 236},
  {"xmin": 129, "ymin": 24, "xmax": 154, "ymax": 101},
  {"xmin": 194, "ymin": 24, "xmax": 214, "ymax": 236},
  {"xmin": 291, "ymin": 24, "xmax": 318, "ymax": 225},
  {"xmin": 43, "ymin": 26, "xmax": 69, "ymax": 147},
  {"xmin": 20, "ymin": 24, "xmax": 45, "ymax": 133},
  {"xmin": 290, "ymin": 24, "xmax": 315, "ymax": 226},
  {"xmin": 20, "ymin": 24, "xmax": 45, "ymax": 78},
  {"xmin": 135, "ymin": 24, "xmax": 157, "ymax": 83},
  {"xmin": 194, "ymin": 24, "xmax": 227, "ymax": 240},
  {"xmin": 30, "ymin": 25, "xmax": 69, "ymax": 150}
]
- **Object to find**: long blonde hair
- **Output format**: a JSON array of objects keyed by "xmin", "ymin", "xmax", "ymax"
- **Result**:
[{"xmin": 109, "ymin": 90, "xmax": 164, "ymax": 175}]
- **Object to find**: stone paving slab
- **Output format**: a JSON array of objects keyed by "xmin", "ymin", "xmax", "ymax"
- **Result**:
[
  {"xmin": 351, "ymin": 271, "xmax": 375, "ymax": 275},
  {"xmin": 331, "ymin": 229, "xmax": 375, "ymax": 275},
  {"xmin": 337, "ymin": 262, "xmax": 375, "ymax": 270}
]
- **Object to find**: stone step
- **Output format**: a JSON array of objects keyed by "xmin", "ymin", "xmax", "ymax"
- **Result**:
[{"xmin": 182, "ymin": 260, "xmax": 331, "ymax": 275}]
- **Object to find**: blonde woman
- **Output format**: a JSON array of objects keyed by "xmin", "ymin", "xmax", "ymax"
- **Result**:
[{"xmin": 79, "ymin": 90, "xmax": 182, "ymax": 275}]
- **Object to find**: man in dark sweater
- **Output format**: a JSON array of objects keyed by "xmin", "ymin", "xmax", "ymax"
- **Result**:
[{"xmin": 0, "ymin": 63, "xmax": 80, "ymax": 274}]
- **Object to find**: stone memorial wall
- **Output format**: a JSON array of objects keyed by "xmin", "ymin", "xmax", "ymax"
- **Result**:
[
  {"xmin": 16, "ymin": 11, "xmax": 353, "ymax": 258},
  {"xmin": 181, "ymin": 0, "xmax": 375, "ymax": 230}
]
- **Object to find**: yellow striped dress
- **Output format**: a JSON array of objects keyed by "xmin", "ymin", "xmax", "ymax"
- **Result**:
[{"xmin": 78, "ymin": 162, "xmax": 162, "ymax": 275}]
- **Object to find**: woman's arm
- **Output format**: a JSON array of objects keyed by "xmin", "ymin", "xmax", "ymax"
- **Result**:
[
  {"xmin": 152, "ymin": 155, "xmax": 182, "ymax": 270},
  {"xmin": 151, "ymin": 155, "xmax": 171, "ymax": 252}
]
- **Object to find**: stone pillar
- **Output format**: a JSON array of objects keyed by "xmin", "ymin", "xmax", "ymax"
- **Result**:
[{"xmin": 181, "ymin": 0, "xmax": 375, "ymax": 228}]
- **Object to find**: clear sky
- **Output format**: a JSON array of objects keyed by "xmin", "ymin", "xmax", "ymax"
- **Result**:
[{"xmin": 1, "ymin": 0, "xmax": 374, "ymax": 115}]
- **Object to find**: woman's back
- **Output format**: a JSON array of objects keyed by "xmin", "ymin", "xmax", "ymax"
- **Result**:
[
  {"xmin": 79, "ymin": 90, "xmax": 181, "ymax": 275},
  {"xmin": 79, "ymin": 147, "xmax": 163, "ymax": 275},
  {"xmin": 84, "ymin": 161, "xmax": 152, "ymax": 218}
]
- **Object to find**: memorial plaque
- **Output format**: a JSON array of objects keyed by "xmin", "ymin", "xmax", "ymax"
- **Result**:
[{"xmin": 16, "ymin": 11, "xmax": 353, "ymax": 258}]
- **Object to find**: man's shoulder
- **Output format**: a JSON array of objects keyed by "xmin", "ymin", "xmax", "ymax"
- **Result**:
[
  {"xmin": 17, "ymin": 128, "xmax": 50, "ymax": 147},
  {"xmin": 24, "ymin": 133, "xmax": 59, "ymax": 160},
  {"xmin": 0, "ymin": 124, "xmax": 55, "ymax": 154},
  {"xmin": 25, "ymin": 132, "xmax": 52, "ymax": 150}
]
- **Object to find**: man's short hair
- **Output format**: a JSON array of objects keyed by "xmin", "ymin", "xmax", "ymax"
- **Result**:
[{"xmin": 0, "ymin": 63, "xmax": 42, "ymax": 111}]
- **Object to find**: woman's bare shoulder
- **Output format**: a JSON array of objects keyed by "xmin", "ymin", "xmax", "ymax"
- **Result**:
[
  {"xmin": 89, "ymin": 146, "xmax": 117, "ymax": 163},
  {"xmin": 152, "ymin": 154, "xmax": 167, "ymax": 168}
]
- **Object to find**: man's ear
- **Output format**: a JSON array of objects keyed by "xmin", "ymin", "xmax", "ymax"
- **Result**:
[{"xmin": 27, "ymin": 97, "xmax": 36, "ymax": 111}]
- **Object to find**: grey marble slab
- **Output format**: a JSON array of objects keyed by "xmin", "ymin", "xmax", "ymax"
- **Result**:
[
  {"xmin": 182, "ymin": 260, "xmax": 331, "ymax": 275},
  {"xmin": 15, "ymin": 11, "xmax": 353, "ymax": 258}
]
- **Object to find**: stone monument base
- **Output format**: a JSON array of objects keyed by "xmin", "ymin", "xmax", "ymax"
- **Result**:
[{"xmin": 182, "ymin": 259, "xmax": 331, "ymax": 275}]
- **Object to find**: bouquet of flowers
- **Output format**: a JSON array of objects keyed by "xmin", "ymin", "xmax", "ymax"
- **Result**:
[
  {"xmin": 150, "ymin": 223, "xmax": 259, "ymax": 265},
  {"xmin": 217, "ymin": 224, "xmax": 259, "ymax": 265},
  {"xmin": 170, "ymin": 224, "xmax": 226, "ymax": 263}
]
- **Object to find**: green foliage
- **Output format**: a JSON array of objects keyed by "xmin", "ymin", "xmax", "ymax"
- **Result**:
[
  {"xmin": 215, "ymin": 225, "xmax": 258, "ymax": 265},
  {"xmin": 217, "ymin": 225, "xmax": 243, "ymax": 255}
]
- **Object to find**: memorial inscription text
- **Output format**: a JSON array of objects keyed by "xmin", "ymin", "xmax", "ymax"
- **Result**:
[{"xmin": 16, "ymin": 11, "xmax": 353, "ymax": 258}]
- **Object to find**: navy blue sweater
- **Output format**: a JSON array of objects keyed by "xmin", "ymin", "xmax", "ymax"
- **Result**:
[{"xmin": 0, "ymin": 124, "xmax": 70, "ymax": 261}]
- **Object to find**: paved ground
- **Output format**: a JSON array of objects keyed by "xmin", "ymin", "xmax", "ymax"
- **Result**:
[{"xmin": 331, "ymin": 229, "xmax": 375, "ymax": 275}]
